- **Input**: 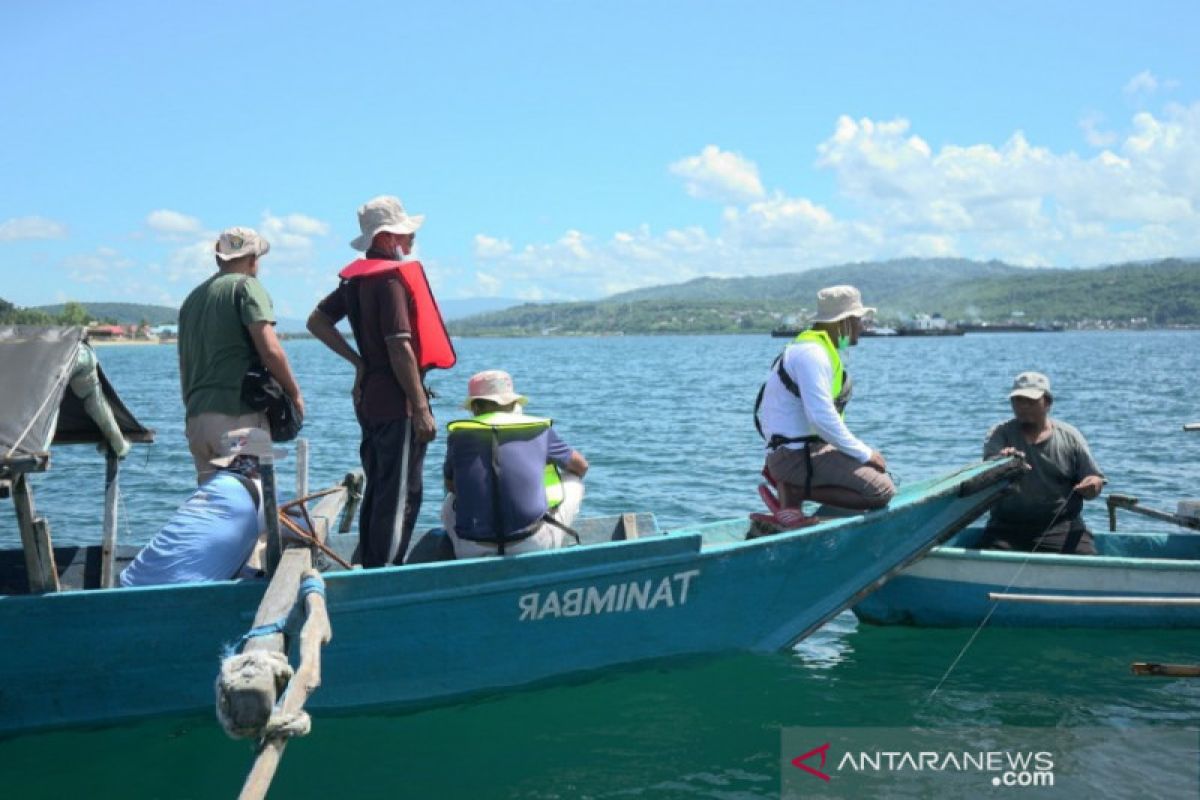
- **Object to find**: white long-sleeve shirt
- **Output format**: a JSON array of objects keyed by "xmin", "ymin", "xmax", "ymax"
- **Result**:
[{"xmin": 757, "ymin": 340, "xmax": 872, "ymax": 463}]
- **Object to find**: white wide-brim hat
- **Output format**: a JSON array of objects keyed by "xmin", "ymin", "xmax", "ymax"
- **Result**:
[
  {"xmin": 215, "ymin": 227, "xmax": 270, "ymax": 261},
  {"xmin": 463, "ymin": 370, "xmax": 528, "ymax": 409},
  {"xmin": 812, "ymin": 284, "xmax": 876, "ymax": 323},
  {"xmin": 350, "ymin": 195, "xmax": 425, "ymax": 251}
]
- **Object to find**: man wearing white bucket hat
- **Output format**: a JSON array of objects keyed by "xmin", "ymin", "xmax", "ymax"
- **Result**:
[
  {"xmin": 979, "ymin": 371, "xmax": 1105, "ymax": 554},
  {"xmin": 752, "ymin": 285, "xmax": 894, "ymax": 530},
  {"xmin": 307, "ymin": 196, "xmax": 456, "ymax": 567},
  {"xmin": 179, "ymin": 227, "xmax": 304, "ymax": 484},
  {"xmin": 440, "ymin": 370, "xmax": 588, "ymax": 558}
]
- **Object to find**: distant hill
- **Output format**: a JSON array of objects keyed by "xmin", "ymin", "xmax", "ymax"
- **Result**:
[
  {"xmin": 605, "ymin": 258, "xmax": 1024, "ymax": 306},
  {"xmin": 449, "ymin": 258, "xmax": 1200, "ymax": 336},
  {"xmin": 34, "ymin": 302, "xmax": 177, "ymax": 325},
  {"xmin": 437, "ymin": 297, "xmax": 522, "ymax": 320}
]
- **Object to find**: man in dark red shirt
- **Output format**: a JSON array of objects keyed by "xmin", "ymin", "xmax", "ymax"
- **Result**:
[{"xmin": 307, "ymin": 196, "xmax": 436, "ymax": 566}]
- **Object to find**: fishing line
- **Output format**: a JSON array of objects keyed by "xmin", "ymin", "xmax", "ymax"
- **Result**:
[{"xmin": 925, "ymin": 488, "xmax": 1079, "ymax": 703}]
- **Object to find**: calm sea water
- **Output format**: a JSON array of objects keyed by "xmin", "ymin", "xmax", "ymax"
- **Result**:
[{"xmin": 2, "ymin": 332, "xmax": 1198, "ymax": 798}]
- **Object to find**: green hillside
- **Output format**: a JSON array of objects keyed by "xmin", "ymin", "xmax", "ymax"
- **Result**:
[
  {"xmin": 450, "ymin": 258, "xmax": 1200, "ymax": 336},
  {"xmin": 33, "ymin": 302, "xmax": 178, "ymax": 325}
]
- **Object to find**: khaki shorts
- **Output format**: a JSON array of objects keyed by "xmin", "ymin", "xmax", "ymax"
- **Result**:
[
  {"xmin": 185, "ymin": 411, "xmax": 269, "ymax": 485},
  {"xmin": 766, "ymin": 443, "xmax": 895, "ymax": 503}
]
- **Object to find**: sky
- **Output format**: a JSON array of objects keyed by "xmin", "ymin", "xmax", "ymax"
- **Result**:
[{"xmin": 2, "ymin": 1, "xmax": 1199, "ymax": 318}]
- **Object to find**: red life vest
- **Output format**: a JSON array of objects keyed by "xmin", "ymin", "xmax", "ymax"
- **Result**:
[{"xmin": 337, "ymin": 259, "xmax": 457, "ymax": 371}]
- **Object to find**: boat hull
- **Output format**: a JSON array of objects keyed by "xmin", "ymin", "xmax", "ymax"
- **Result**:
[
  {"xmin": 853, "ymin": 529, "xmax": 1200, "ymax": 628},
  {"xmin": 0, "ymin": 460, "xmax": 1017, "ymax": 734}
]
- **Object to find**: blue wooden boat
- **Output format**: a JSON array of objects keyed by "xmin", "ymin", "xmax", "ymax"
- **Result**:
[
  {"xmin": 854, "ymin": 519, "xmax": 1200, "ymax": 629},
  {"xmin": 0, "ymin": 459, "xmax": 1020, "ymax": 734}
]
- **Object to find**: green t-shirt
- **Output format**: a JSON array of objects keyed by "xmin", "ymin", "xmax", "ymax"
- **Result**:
[
  {"xmin": 178, "ymin": 272, "xmax": 275, "ymax": 417},
  {"xmin": 982, "ymin": 418, "xmax": 1103, "ymax": 525}
]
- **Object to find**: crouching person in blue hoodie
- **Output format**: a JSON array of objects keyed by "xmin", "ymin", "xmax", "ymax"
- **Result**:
[{"xmin": 120, "ymin": 454, "xmax": 265, "ymax": 586}]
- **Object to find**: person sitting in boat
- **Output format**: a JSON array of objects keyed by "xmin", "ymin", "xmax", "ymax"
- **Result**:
[
  {"xmin": 978, "ymin": 371, "xmax": 1105, "ymax": 555},
  {"xmin": 753, "ymin": 285, "xmax": 895, "ymax": 530},
  {"xmin": 119, "ymin": 454, "xmax": 266, "ymax": 586},
  {"xmin": 440, "ymin": 370, "xmax": 588, "ymax": 558}
]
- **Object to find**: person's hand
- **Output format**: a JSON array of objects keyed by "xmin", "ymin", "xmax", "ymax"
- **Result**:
[
  {"xmin": 997, "ymin": 446, "xmax": 1031, "ymax": 470},
  {"xmin": 413, "ymin": 405, "xmax": 436, "ymax": 443},
  {"xmin": 866, "ymin": 450, "xmax": 888, "ymax": 473},
  {"xmin": 1074, "ymin": 475, "xmax": 1105, "ymax": 500}
]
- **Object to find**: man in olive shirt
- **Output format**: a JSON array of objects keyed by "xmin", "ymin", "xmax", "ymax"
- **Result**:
[
  {"xmin": 178, "ymin": 227, "xmax": 304, "ymax": 484},
  {"xmin": 980, "ymin": 371, "xmax": 1105, "ymax": 554}
]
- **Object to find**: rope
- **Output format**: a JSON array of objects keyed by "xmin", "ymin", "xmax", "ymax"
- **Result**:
[{"xmin": 925, "ymin": 489, "xmax": 1078, "ymax": 702}]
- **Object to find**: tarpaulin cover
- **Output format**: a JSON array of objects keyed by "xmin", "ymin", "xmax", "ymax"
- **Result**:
[{"xmin": 0, "ymin": 326, "xmax": 154, "ymax": 465}]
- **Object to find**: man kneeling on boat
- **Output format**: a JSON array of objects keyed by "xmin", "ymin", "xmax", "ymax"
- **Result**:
[
  {"xmin": 753, "ymin": 285, "xmax": 895, "ymax": 531},
  {"xmin": 979, "ymin": 371, "xmax": 1105, "ymax": 555},
  {"xmin": 441, "ymin": 370, "xmax": 588, "ymax": 558},
  {"xmin": 120, "ymin": 454, "xmax": 266, "ymax": 586}
]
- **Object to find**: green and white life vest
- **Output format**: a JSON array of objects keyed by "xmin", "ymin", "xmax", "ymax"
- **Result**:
[{"xmin": 753, "ymin": 328, "xmax": 853, "ymax": 442}]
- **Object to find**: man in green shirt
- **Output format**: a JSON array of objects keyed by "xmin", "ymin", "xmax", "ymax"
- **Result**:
[
  {"xmin": 178, "ymin": 227, "xmax": 304, "ymax": 483},
  {"xmin": 980, "ymin": 371, "xmax": 1105, "ymax": 554}
]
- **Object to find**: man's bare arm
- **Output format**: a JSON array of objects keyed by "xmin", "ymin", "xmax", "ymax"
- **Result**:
[
  {"xmin": 306, "ymin": 310, "xmax": 362, "ymax": 368},
  {"xmin": 564, "ymin": 451, "xmax": 588, "ymax": 477}
]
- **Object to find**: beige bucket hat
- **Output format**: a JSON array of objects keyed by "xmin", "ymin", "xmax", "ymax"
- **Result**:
[
  {"xmin": 350, "ymin": 195, "xmax": 425, "ymax": 251},
  {"xmin": 215, "ymin": 227, "xmax": 270, "ymax": 261},
  {"xmin": 812, "ymin": 285, "xmax": 876, "ymax": 323},
  {"xmin": 463, "ymin": 370, "xmax": 528, "ymax": 409}
]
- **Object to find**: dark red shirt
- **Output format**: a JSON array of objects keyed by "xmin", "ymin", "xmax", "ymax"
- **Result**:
[{"xmin": 317, "ymin": 252, "xmax": 414, "ymax": 422}]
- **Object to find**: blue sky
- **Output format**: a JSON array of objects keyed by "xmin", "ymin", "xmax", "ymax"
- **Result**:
[{"xmin": 2, "ymin": 1, "xmax": 1198, "ymax": 318}]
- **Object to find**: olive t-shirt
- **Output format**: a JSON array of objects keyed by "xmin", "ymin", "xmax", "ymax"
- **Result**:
[
  {"xmin": 983, "ymin": 418, "xmax": 1103, "ymax": 526},
  {"xmin": 178, "ymin": 272, "xmax": 274, "ymax": 417}
]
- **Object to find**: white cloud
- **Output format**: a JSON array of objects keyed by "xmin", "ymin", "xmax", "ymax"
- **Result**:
[
  {"xmin": 1124, "ymin": 70, "xmax": 1159, "ymax": 96},
  {"xmin": 1080, "ymin": 113, "xmax": 1118, "ymax": 148},
  {"xmin": 474, "ymin": 234, "xmax": 512, "ymax": 259},
  {"xmin": 460, "ymin": 101, "xmax": 1200, "ymax": 300},
  {"xmin": 669, "ymin": 145, "xmax": 765, "ymax": 203},
  {"xmin": 146, "ymin": 209, "xmax": 203, "ymax": 236},
  {"xmin": 260, "ymin": 211, "xmax": 330, "ymax": 255},
  {"xmin": 0, "ymin": 215, "xmax": 68, "ymax": 241},
  {"xmin": 61, "ymin": 247, "xmax": 136, "ymax": 284}
]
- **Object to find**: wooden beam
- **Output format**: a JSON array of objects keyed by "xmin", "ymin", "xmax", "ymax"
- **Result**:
[
  {"xmin": 239, "ymin": 569, "xmax": 331, "ymax": 800},
  {"xmin": 1132, "ymin": 662, "xmax": 1200, "ymax": 677},
  {"xmin": 1106, "ymin": 493, "xmax": 1200, "ymax": 532},
  {"xmin": 100, "ymin": 451, "xmax": 120, "ymax": 588},
  {"xmin": 989, "ymin": 592, "xmax": 1200, "ymax": 607},
  {"xmin": 11, "ymin": 473, "xmax": 59, "ymax": 594}
]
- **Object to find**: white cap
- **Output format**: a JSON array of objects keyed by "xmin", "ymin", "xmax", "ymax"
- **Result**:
[
  {"xmin": 215, "ymin": 227, "xmax": 270, "ymax": 261},
  {"xmin": 350, "ymin": 195, "xmax": 425, "ymax": 251}
]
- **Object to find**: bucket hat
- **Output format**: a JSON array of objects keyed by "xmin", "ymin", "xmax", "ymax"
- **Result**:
[
  {"xmin": 463, "ymin": 370, "xmax": 527, "ymax": 409},
  {"xmin": 812, "ymin": 285, "xmax": 875, "ymax": 323},
  {"xmin": 215, "ymin": 227, "xmax": 270, "ymax": 261},
  {"xmin": 350, "ymin": 195, "xmax": 425, "ymax": 251}
]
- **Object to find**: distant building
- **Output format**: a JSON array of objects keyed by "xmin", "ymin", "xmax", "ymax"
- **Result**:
[{"xmin": 87, "ymin": 324, "xmax": 126, "ymax": 340}]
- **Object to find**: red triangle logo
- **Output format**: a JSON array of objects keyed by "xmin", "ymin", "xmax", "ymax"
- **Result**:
[{"xmin": 791, "ymin": 742, "xmax": 831, "ymax": 782}]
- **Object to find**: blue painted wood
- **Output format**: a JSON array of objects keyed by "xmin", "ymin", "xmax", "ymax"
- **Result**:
[
  {"xmin": 0, "ymin": 459, "xmax": 1015, "ymax": 734},
  {"xmin": 854, "ymin": 526, "xmax": 1200, "ymax": 628}
]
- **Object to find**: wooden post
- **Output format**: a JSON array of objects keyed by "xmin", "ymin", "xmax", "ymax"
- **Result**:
[
  {"xmin": 295, "ymin": 438, "xmax": 309, "ymax": 502},
  {"xmin": 617, "ymin": 513, "xmax": 640, "ymax": 540},
  {"xmin": 100, "ymin": 450, "xmax": 120, "ymax": 588},
  {"xmin": 12, "ymin": 473, "xmax": 59, "ymax": 594},
  {"xmin": 262, "ymin": 459, "xmax": 282, "ymax": 577},
  {"xmin": 338, "ymin": 471, "xmax": 363, "ymax": 534}
]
